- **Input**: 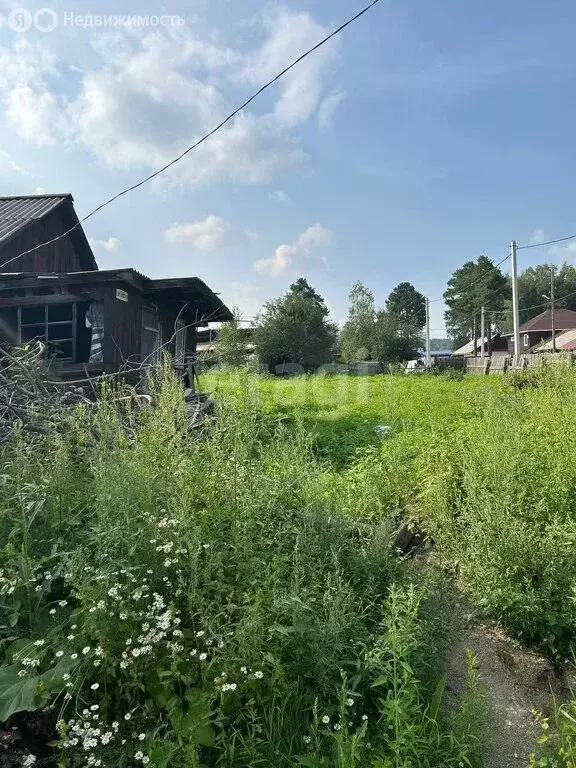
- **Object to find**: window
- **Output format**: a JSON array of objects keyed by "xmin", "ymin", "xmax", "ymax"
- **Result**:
[
  {"xmin": 142, "ymin": 306, "xmax": 161, "ymax": 364},
  {"xmin": 175, "ymin": 319, "xmax": 186, "ymax": 364},
  {"xmin": 524, "ymin": 334, "xmax": 530, "ymax": 348},
  {"xmin": 18, "ymin": 303, "xmax": 76, "ymax": 360}
]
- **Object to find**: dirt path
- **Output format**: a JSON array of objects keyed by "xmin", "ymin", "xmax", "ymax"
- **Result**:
[{"xmin": 445, "ymin": 595, "xmax": 572, "ymax": 767}]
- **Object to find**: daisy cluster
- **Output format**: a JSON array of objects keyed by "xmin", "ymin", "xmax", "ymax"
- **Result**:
[
  {"xmin": 60, "ymin": 706, "xmax": 151, "ymax": 766},
  {"xmin": 214, "ymin": 667, "xmax": 264, "ymax": 693},
  {"xmin": 0, "ymin": 566, "xmax": 62, "ymax": 597}
]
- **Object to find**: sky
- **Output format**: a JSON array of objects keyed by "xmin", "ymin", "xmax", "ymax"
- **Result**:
[{"xmin": 0, "ymin": 0, "xmax": 575, "ymax": 335}]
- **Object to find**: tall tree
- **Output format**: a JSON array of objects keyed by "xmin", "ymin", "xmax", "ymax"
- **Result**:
[
  {"xmin": 517, "ymin": 262, "xmax": 576, "ymax": 323},
  {"xmin": 253, "ymin": 278, "xmax": 338, "ymax": 371},
  {"xmin": 443, "ymin": 256, "xmax": 508, "ymax": 347},
  {"xmin": 386, "ymin": 282, "xmax": 426, "ymax": 329},
  {"xmin": 340, "ymin": 281, "xmax": 376, "ymax": 361},
  {"xmin": 214, "ymin": 308, "xmax": 247, "ymax": 367},
  {"xmin": 372, "ymin": 310, "xmax": 422, "ymax": 364}
]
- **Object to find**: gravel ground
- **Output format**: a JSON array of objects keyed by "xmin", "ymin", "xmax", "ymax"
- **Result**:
[{"xmin": 445, "ymin": 595, "xmax": 572, "ymax": 768}]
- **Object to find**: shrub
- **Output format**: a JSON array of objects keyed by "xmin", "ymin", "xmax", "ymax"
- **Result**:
[
  {"xmin": 530, "ymin": 699, "xmax": 576, "ymax": 767},
  {"xmin": 417, "ymin": 366, "xmax": 576, "ymax": 657},
  {"xmin": 0, "ymin": 368, "xmax": 483, "ymax": 767}
]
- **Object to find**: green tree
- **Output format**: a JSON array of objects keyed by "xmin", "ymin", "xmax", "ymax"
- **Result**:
[
  {"xmin": 443, "ymin": 256, "xmax": 508, "ymax": 347},
  {"xmin": 386, "ymin": 282, "xmax": 426, "ymax": 329},
  {"xmin": 340, "ymin": 281, "xmax": 376, "ymax": 361},
  {"xmin": 499, "ymin": 262, "xmax": 576, "ymax": 330},
  {"xmin": 372, "ymin": 310, "xmax": 422, "ymax": 364},
  {"xmin": 253, "ymin": 278, "xmax": 338, "ymax": 371},
  {"xmin": 214, "ymin": 308, "xmax": 247, "ymax": 367}
]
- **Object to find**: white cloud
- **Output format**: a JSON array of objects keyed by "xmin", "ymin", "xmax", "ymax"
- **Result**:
[
  {"xmin": 0, "ymin": 8, "xmax": 340, "ymax": 191},
  {"xmin": 90, "ymin": 236, "xmax": 122, "ymax": 252},
  {"xmin": 0, "ymin": 149, "xmax": 31, "ymax": 177},
  {"xmin": 317, "ymin": 90, "xmax": 345, "ymax": 130},
  {"xmin": 254, "ymin": 222, "xmax": 333, "ymax": 277},
  {"xmin": 530, "ymin": 228, "xmax": 546, "ymax": 245},
  {"xmin": 245, "ymin": 230, "xmax": 260, "ymax": 243},
  {"xmin": 164, "ymin": 214, "xmax": 231, "ymax": 251},
  {"xmin": 269, "ymin": 189, "xmax": 291, "ymax": 204},
  {"xmin": 0, "ymin": 39, "xmax": 66, "ymax": 146},
  {"xmin": 242, "ymin": 8, "xmax": 340, "ymax": 128},
  {"xmin": 35, "ymin": 186, "xmax": 47, "ymax": 193}
]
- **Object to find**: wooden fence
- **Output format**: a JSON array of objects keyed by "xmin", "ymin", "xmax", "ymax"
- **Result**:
[{"xmin": 463, "ymin": 352, "xmax": 574, "ymax": 375}]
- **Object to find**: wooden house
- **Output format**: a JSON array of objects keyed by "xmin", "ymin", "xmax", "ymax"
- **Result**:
[
  {"xmin": 451, "ymin": 332, "xmax": 509, "ymax": 357},
  {"xmin": 501, "ymin": 309, "xmax": 576, "ymax": 355},
  {"xmin": 0, "ymin": 194, "xmax": 232, "ymax": 378}
]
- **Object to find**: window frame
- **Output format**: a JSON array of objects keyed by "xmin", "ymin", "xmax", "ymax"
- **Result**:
[
  {"xmin": 141, "ymin": 304, "xmax": 162, "ymax": 365},
  {"xmin": 17, "ymin": 302, "xmax": 77, "ymax": 361}
]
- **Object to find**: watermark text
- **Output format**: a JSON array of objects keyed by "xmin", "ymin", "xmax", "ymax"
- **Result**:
[{"xmin": 1, "ymin": 7, "xmax": 186, "ymax": 33}]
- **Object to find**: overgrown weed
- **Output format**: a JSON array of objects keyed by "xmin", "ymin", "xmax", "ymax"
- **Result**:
[{"xmin": 0, "ymin": 366, "xmax": 484, "ymax": 766}]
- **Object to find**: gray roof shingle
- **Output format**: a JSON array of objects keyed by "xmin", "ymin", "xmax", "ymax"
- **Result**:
[{"xmin": 0, "ymin": 194, "xmax": 71, "ymax": 245}]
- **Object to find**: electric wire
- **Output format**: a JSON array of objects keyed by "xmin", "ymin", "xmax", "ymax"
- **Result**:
[{"xmin": 0, "ymin": 0, "xmax": 383, "ymax": 271}]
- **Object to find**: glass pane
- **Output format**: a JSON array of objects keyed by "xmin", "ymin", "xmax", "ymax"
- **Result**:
[
  {"xmin": 0, "ymin": 308, "xmax": 18, "ymax": 336},
  {"xmin": 21, "ymin": 325, "xmax": 46, "ymax": 341},
  {"xmin": 143, "ymin": 310, "xmax": 159, "ymax": 331},
  {"xmin": 48, "ymin": 304, "xmax": 73, "ymax": 322},
  {"xmin": 21, "ymin": 306, "xmax": 45, "ymax": 324},
  {"xmin": 142, "ymin": 328, "xmax": 160, "ymax": 363},
  {"xmin": 48, "ymin": 323, "xmax": 73, "ymax": 341}
]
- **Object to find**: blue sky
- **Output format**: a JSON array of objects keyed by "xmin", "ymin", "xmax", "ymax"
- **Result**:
[{"xmin": 0, "ymin": 0, "xmax": 575, "ymax": 333}]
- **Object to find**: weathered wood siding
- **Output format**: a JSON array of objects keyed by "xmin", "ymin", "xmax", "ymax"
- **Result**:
[
  {"xmin": 101, "ymin": 283, "xmax": 143, "ymax": 369},
  {"xmin": 0, "ymin": 209, "xmax": 89, "ymax": 274},
  {"xmin": 159, "ymin": 309, "xmax": 198, "ymax": 358}
]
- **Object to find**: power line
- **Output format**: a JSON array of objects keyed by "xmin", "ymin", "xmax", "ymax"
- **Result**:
[
  {"xmin": 487, "ymin": 288, "xmax": 576, "ymax": 316},
  {"xmin": 517, "ymin": 234, "xmax": 576, "ymax": 251},
  {"xmin": 0, "ymin": 0, "xmax": 383, "ymax": 272}
]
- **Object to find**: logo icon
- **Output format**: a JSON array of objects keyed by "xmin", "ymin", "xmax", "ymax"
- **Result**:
[
  {"xmin": 7, "ymin": 8, "xmax": 33, "ymax": 32},
  {"xmin": 34, "ymin": 7, "xmax": 57, "ymax": 32}
]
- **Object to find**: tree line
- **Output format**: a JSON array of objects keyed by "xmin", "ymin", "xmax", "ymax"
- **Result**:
[
  {"xmin": 214, "ymin": 277, "xmax": 426, "ymax": 371},
  {"xmin": 444, "ymin": 258, "xmax": 576, "ymax": 347},
  {"xmin": 213, "ymin": 259, "xmax": 576, "ymax": 370}
]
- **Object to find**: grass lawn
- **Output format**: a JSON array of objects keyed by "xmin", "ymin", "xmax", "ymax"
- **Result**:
[{"xmin": 200, "ymin": 371, "xmax": 502, "ymax": 469}]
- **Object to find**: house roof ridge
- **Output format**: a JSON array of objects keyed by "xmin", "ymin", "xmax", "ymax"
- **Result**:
[{"xmin": 0, "ymin": 193, "xmax": 72, "ymax": 200}]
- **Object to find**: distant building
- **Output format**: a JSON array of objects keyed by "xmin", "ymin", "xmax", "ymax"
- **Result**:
[
  {"xmin": 502, "ymin": 309, "xmax": 576, "ymax": 355},
  {"xmin": 196, "ymin": 323, "xmax": 255, "ymax": 361},
  {"xmin": 533, "ymin": 327, "xmax": 576, "ymax": 352},
  {"xmin": 451, "ymin": 333, "xmax": 509, "ymax": 356}
]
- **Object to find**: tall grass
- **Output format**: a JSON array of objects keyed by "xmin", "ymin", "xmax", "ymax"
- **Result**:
[
  {"xmin": 0, "ymin": 367, "xmax": 484, "ymax": 767},
  {"xmin": 417, "ymin": 365, "xmax": 576, "ymax": 659}
]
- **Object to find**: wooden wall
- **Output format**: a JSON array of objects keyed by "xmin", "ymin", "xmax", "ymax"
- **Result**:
[
  {"xmin": 160, "ymin": 308, "xmax": 198, "ymax": 358},
  {"xmin": 0, "ymin": 210, "xmax": 86, "ymax": 274},
  {"xmin": 101, "ymin": 282, "xmax": 143, "ymax": 370}
]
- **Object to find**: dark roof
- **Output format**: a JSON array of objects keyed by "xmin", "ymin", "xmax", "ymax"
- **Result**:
[
  {"xmin": 0, "ymin": 194, "xmax": 70, "ymax": 245},
  {"xmin": 502, "ymin": 308, "xmax": 576, "ymax": 335},
  {"xmin": 0, "ymin": 194, "xmax": 98, "ymax": 271},
  {"xmin": 145, "ymin": 277, "xmax": 233, "ymax": 322},
  {"xmin": 0, "ymin": 269, "xmax": 233, "ymax": 322}
]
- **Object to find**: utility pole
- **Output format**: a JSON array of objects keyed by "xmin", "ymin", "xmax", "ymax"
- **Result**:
[
  {"xmin": 425, "ymin": 297, "xmax": 431, "ymax": 369},
  {"xmin": 472, "ymin": 316, "xmax": 477, "ymax": 357},
  {"xmin": 480, "ymin": 306, "xmax": 486, "ymax": 362},
  {"xmin": 511, "ymin": 240, "xmax": 521, "ymax": 362},
  {"xmin": 551, "ymin": 266, "xmax": 556, "ymax": 353}
]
